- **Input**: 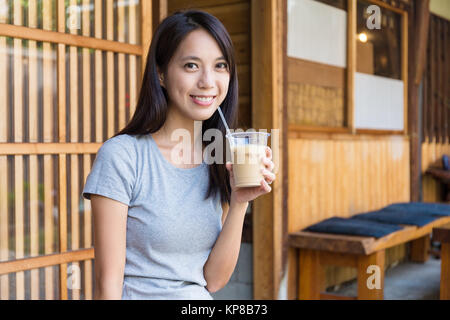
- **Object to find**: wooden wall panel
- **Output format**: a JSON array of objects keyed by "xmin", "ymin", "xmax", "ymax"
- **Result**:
[
  {"xmin": 288, "ymin": 136, "xmax": 410, "ymax": 291},
  {"xmin": 287, "ymin": 57, "xmax": 345, "ymax": 88},
  {"xmin": 420, "ymin": 14, "xmax": 449, "ymax": 205},
  {"xmin": 287, "ymin": 57, "xmax": 346, "ymax": 128},
  {"xmin": 423, "ymin": 14, "xmax": 449, "ymax": 144}
]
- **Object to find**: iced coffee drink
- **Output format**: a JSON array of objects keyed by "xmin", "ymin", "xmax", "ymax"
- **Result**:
[{"xmin": 226, "ymin": 132, "xmax": 270, "ymax": 188}]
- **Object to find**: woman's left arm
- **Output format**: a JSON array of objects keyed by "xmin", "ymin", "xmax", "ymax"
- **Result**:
[
  {"xmin": 203, "ymin": 146, "xmax": 276, "ymax": 293},
  {"xmin": 203, "ymin": 199, "xmax": 248, "ymax": 293}
]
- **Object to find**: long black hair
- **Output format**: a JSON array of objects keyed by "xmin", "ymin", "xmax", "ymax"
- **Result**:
[{"xmin": 114, "ymin": 9, "xmax": 239, "ymax": 206}]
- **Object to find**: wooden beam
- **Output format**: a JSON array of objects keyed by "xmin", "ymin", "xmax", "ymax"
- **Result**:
[
  {"xmin": 287, "ymin": 57, "xmax": 346, "ymax": 89},
  {"xmin": 409, "ymin": 1, "xmax": 429, "ymax": 202},
  {"xmin": 288, "ymin": 231, "xmax": 374, "ymax": 255},
  {"xmin": 403, "ymin": 11, "xmax": 409, "ymax": 136},
  {"xmin": 0, "ymin": 23, "xmax": 142, "ymax": 55},
  {"xmin": 430, "ymin": 17, "xmax": 435, "ymax": 141},
  {"xmin": 432, "ymin": 223, "xmax": 450, "ymax": 243},
  {"xmin": 355, "ymin": 129, "xmax": 405, "ymax": 136},
  {"xmin": 251, "ymin": 0, "xmax": 286, "ymax": 299},
  {"xmin": 437, "ymin": 18, "xmax": 445, "ymax": 144},
  {"xmin": 288, "ymin": 128, "xmax": 408, "ymax": 141},
  {"xmin": 0, "ymin": 143, "xmax": 101, "ymax": 155},
  {"xmin": 141, "ymin": 0, "xmax": 153, "ymax": 75},
  {"xmin": 57, "ymin": 1, "xmax": 67, "ymax": 299},
  {"xmin": 0, "ymin": 249, "xmax": 94, "ymax": 275},
  {"xmin": 414, "ymin": 0, "xmax": 430, "ymax": 85},
  {"xmin": 444, "ymin": 20, "xmax": 449, "ymax": 144},
  {"xmin": 370, "ymin": 217, "xmax": 450, "ymax": 252},
  {"xmin": 289, "ymin": 124, "xmax": 351, "ymax": 134},
  {"xmin": 347, "ymin": 0, "xmax": 356, "ymax": 132},
  {"xmin": 319, "ymin": 251, "xmax": 358, "ymax": 268},
  {"xmin": 437, "ymin": 18, "xmax": 443, "ymax": 144},
  {"xmin": 153, "ymin": 0, "xmax": 168, "ymax": 33},
  {"xmin": 320, "ymin": 293, "xmax": 357, "ymax": 300},
  {"xmin": 366, "ymin": 0, "xmax": 407, "ymax": 15}
]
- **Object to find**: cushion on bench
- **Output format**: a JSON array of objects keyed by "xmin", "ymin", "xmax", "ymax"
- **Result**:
[
  {"xmin": 383, "ymin": 202, "xmax": 450, "ymax": 217},
  {"xmin": 443, "ymin": 155, "xmax": 449, "ymax": 171},
  {"xmin": 352, "ymin": 208, "xmax": 441, "ymax": 227},
  {"xmin": 303, "ymin": 217, "xmax": 404, "ymax": 238}
]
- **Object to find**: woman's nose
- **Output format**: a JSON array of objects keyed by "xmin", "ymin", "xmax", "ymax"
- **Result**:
[{"xmin": 198, "ymin": 70, "xmax": 214, "ymax": 89}]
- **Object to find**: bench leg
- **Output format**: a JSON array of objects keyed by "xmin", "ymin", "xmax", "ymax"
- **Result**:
[
  {"xmin": 410, "ymin": 235, "xmax": 430, "ymax": 263},
  {"xmin": 357, "ymin": 250, "xmax": 385, "ymax": 300},
  {"xmin": 298, "ymin": 249, "xmax": 324, "ymax": 300},
  {"xmin": 441, "ymin": 243, "xmax": 450, "ymax": 300}
]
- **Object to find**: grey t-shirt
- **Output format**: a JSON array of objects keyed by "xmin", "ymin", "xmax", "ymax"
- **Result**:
[{"xmin": 82, "ymin": 133, "xmax": 223, "ymax": 300}]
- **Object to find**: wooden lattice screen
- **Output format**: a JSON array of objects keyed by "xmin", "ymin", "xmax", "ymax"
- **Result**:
[
  {"xmin": 422, "ymin": 13, "xmax": 449, "ymax": 144},
  {"xmin": 0, "ymin": 0, "xmax": 151, "ymax": 300}
]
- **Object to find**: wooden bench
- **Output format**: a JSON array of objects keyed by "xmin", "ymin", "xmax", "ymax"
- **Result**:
[
  {"xmin": 288, "ymin": 216, "xmax": 450, "ymax": 300},
  {"xmin": 432, "ymin": 222, "xmax": 450, "ymax": 300}
]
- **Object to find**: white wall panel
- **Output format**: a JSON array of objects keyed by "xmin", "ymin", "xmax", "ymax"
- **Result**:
[
  {"xmin": 354, "ymin": 72, "xmax": 404, "ymax": 131},
  {"xmin": 287, "ymin": 0, "xmax": 347, "ymax": 67}
]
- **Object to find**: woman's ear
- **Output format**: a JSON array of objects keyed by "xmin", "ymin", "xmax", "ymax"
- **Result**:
[{"xmin": 157, "ymin": 68, "xmax": 165, "ymax": 88}]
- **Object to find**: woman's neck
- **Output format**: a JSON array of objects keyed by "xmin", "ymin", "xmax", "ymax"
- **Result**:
[
  {"xmin": 152, "ymin": 105, "xmax": 204, "ymax": 163},
  {"xmin": 155, "ymin": 107, "xmax": 202, "ymax": 143}
]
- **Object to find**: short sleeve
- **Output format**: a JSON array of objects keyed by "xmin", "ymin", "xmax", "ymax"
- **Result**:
[{"xmin": 82, "ymin": 135, "xmax": 137, "ymax": 206}]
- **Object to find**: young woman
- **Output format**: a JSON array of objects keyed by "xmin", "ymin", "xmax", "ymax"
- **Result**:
[{"xmin": 82, "ymin": 9, "xmax": 276, "ymax": 300}]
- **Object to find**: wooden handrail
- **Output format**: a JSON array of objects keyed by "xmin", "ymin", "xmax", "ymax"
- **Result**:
[
  {"xmin": 0, "ymin": 248, "xmax": 94, "ymax": 275},
  {"xmin": 0, "ymin": 143, "xmax": 101, "ymax": 155},
  {"xmin": 0, "ymin": 23, "xmax": 142, "ymax": 55}
]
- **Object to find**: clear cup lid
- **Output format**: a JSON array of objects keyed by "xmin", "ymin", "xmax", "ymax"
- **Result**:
[
  {"xmin": 226, "ymin": 131, "xmax": 270, "ymax": 146},
  {"xmin": 225, "ymin": 132, "xmax": 270, "ymax": 139}
]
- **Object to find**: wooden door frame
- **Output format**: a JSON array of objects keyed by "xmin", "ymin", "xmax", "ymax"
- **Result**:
[{"xmin": 251, "ymin": 0, "xmax": 288, "ymax": 299}]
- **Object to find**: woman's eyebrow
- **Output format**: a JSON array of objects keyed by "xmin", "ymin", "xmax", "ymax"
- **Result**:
[{"xmin": 180, "ymin": 55, "xmax": 226, "ymax": 61}]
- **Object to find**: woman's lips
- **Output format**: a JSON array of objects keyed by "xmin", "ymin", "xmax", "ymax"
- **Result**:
[{"xmin": 190, "ymin": 95, "xmax": 216, "ymax": 106}]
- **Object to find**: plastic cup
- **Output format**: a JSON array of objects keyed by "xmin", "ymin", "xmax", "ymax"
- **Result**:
[{"xmin": 226, "ymin": 132, "xmax": 270, "ymax": 188}]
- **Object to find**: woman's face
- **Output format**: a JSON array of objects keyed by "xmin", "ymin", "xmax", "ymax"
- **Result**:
[{"xmin": 160, "ymin": 28, "xmax": 231, "ymax": 121}]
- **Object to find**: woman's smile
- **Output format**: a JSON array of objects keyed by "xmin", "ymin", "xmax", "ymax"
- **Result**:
[{"xmin": 190, "ymin": 95, "xmax": 217, "ymax": 106}]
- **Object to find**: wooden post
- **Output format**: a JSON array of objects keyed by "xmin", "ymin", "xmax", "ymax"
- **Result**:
[
  {"xmin": 410, "ymin": 234, "xmax": 430, "ymax": 262},
  {"xmin": 288, "ymin": 248, "xmax": 299, "ymax": 299},
  {"xmin": 141, "ymin": 0, "xmax": 153, "ymax": 75},
  {"xmin": 441, "ymin": 243, "xmax": 450, "ymax": 300},
  {"xmin": 434, "ymin": 225, "xmax": 450, "ymax": 300},
  {"xmin": 57, "ymin": 0, "xmax": 68, "ymax": 300},
  {"xmin": 347, "ymin": 0, "xmax": 356, "ymax": 133},
  {"xmin": 153, "ymin": 0, "xmax": 168, "ymax": 34},
  {"xmin": 357, "ymin": 250, "xmax": 385, "ymax": 300},
  {"xmin": 409, "ymin": 0, "xmax": 430, "ymax": 202},
  {"xmin": 0, "ymin": 0, "xmax": 8, "ymax": 299},
  {"xmin": 298, "ymin": 249, "xmax": 323, "ymax": 300},
  {"xmin": 251, "ymin": 0, "xmax": 287, "ymax": 299}
]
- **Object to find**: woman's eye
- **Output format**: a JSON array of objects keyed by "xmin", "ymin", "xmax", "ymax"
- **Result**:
[
  {"xmin": 217, "ymin": 62, "xmax": 228, "ymax": 69},
  {"xmin": 184, "ymin": 62, "xmax": 228, "ymax": 70},
  {"xmin": 185, "ymin": 63, "xmax": 197, "ymax": 70}
]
